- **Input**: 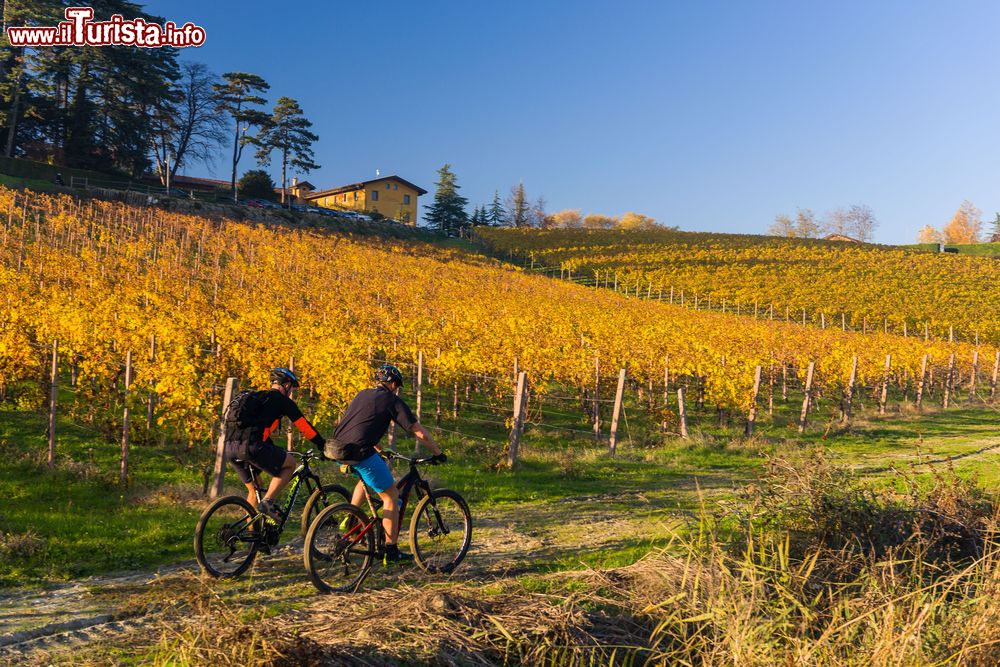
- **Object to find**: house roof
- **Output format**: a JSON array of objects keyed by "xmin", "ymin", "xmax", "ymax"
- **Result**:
[
  {"xmin": 824, "ymin": 233, "xmax": 862, "ymax": 243},
  {"xmin": 304, "ymin": 175, "xmax": 428, "ymax": 200},
  {"xmin": 289, "ymin": 180, "xmax": 316, "ymax": 190}
]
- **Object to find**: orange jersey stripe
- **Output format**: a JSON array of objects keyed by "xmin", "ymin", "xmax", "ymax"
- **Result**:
[
  {"xmin": 262, "ymin": 418, "xmax": 280, "ymax": 441},
  {"xmin": 293, "ymin": 416, "xmax": 318, "ymax": 440}
]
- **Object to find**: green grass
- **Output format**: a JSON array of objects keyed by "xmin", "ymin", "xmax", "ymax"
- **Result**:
[
  {"xmin": 0, "ymin": 405, "xmax": 207, "ymax": 586},
  {"xmin": 2, "ymin": 376, "xmax": 999, "ymax": 588},
  {"xmin": 0, "ymin": 173, "xmax": 68, "ymax": 193},
  {"xmin": 908, "ymin": 241, "xmax": 1000, "ymax": 256},
  {"xmin": 0, "ymin": 155, "xmax": 126, "ymax": 183}
]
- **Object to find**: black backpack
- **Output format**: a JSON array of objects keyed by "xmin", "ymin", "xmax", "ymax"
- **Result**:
[{"xmin": 224, "ymin": 390, "xmax": 274, "ymax": 442}]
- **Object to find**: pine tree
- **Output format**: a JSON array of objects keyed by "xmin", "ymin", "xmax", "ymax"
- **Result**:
[
  {"xmin": 424, "ymin": 164, "xmax": 469, "ymax": 235},
  {"xmin": 487, "ymin": 190, "xmax": 506, "ymax": 226},
  {"xmin": 254, "ymin": 96, "xmax": 320, "ymax": 208},
  {"xmin": 214, "ymin": 72, "xmax": 270, "ymax": 201}
]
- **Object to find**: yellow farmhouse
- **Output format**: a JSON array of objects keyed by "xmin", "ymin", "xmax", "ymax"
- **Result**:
[{"xmin": 301, "ymin": 175, "xmax": 427, "ymax": 225}]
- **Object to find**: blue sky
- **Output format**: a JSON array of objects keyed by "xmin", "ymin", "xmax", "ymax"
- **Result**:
[{"xmin": 144, "ymin": 0, "xmax": 1000, "ymax": 242}]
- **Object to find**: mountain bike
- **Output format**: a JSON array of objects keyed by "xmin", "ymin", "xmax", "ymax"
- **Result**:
[
  {"xmin": 194, "ymin": 449, "xmax": 350, "ymax": 578},
  {"xmin": 303, "ymin": 450, "xmax": 472, "ymax": 593}
]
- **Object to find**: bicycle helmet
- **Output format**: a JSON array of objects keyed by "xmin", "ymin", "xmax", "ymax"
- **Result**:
[
  {"xmin": 269, "ymin": 367, "xmax": 300, "ymax": 387},
  {"xmin": 375, "ymin": 363, "xmax": 404, "ymax": 387}
]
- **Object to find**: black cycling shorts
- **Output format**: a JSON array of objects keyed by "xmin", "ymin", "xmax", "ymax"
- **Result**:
[{"xmin": 226, "ymin": 438, "xmax": 287, "ymax": 484}]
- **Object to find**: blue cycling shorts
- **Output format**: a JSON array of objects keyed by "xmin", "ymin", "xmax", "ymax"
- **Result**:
[{"xmin": 350, "ymin": 452, "xmax": 395, "ymax": 493}]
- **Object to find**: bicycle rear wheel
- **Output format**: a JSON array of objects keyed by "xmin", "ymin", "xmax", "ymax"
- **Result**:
[
  {"xmin": 194, "ymin": 496, "xmax": 259, "ymax": 578},
  {"xmin": 409, "ymin": 489, "xmax": 472, "ymax": 574},
  {"xmin": 304, "ymin": 503, "xmax": 375, "ymax": 593},
  {"xmin": 300, "ymin": 483, "xmax": 352, "ymax": 537}
]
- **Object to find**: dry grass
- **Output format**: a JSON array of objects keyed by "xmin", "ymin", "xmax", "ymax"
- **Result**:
[
  {"xmin": 125, "ymin": 456, "xmax": 1000, "ymax": 666},
  {"xmin": 0, "ymin": 528, "xmax": 44, "ymax": 559}
]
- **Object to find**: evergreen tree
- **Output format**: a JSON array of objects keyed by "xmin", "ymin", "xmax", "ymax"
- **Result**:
[
  {"xmin": 238, "ymin": 169, "xmax": 276, "ymax": 200},
  {"xmin": 424, "ymin": 164, "xmax": 469, "ymax": 235},
  {"xmin": 254, "ymin": 96, "xmax": 320, "ymax": 208},
  {"xmin": 469, "ymin": 205, "xmax": 488, "ymax": 226},
  {"xmin": 487, "ymin": 190, "xmax": 506, "ymax": 226},
  {"xmin": 213, "ymin": 72, "xmax": 270, "ymax": 201}
]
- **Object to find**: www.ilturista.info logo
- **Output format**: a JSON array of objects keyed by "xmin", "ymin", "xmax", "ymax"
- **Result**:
[{"xmin": 6, "ymin": 7, "xmax": 206, "ymax": 48}]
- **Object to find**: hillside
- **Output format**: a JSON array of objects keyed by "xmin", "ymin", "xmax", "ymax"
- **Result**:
[
  {"xmin": 4, "ymin": 190, "xmax": 1000, "ymax": 664},
  {"xmin": 476, "ymin": 227, "xmax": 1000, "ymax": 344},
  {"xmin": 3, "ymin": 188, "xmax": 993, "ymax": 433}
]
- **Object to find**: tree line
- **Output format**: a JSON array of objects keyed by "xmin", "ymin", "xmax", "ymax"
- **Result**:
[
  {"xmin": 916, "ymin": 200, "xmax": 1000, "ymax": 245},
  {"xmin": 0, "ymin": 0, "xmax": 319, "ymax": 205},
  {"xmin": 424, "ymin": 164, "xmax": 664, "ymax": 236},
  {"xmin": 768, "ymin": 205, "xmax": 878, "ymax": 242}
]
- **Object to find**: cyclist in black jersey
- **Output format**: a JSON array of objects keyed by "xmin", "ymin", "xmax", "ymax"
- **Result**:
[{"xmin": 326, "ymin": 364, "xmax": 445, "ymax": 564}]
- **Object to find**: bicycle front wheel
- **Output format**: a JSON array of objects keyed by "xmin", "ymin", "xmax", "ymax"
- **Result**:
[
  {"xmin": 303, "ymin": 503, "xmax": 375, "ymax": 593},
  {"xmin": 409, "ymin": 489, "xmax": 472, "ymax": 574},
  {"xmin": 300, "ymin": 483, "xmax": 352, "ymax": 537},
  {"xmin": 194, "ymin": 495, "xmax": 259, "ymax": 578}
]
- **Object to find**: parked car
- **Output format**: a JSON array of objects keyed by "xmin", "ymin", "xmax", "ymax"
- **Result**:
[{"xmin": 243, "ymin": 198, "xmax": 265, "ymax": 209}]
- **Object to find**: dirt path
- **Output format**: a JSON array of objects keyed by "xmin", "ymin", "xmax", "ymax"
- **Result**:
[{"xmin": 0, "ymin": 485, "xmax": 711, "ymax": 665}]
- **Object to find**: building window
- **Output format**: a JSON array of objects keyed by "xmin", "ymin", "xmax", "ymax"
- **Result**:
[
  {"xmin": 371, "ymin": 190, "xmax": 379, "ymax": 201},
  {"xmin": 353, "ymin": 192, "xmax": 357, "ymax": 202},
  {"xmin": 386, "ymin": 183, "xmax": 391, "ymax": 189},
  {"xmin": 393, "ymin": 184, "xmax": 398, "ymax": 190},
  {"xmin": 403, "ymin": 194, "xmax": 411, "ymax": 205}
]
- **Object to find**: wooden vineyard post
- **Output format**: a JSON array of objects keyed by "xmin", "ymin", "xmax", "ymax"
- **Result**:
[
  {"xmin": 677, "ymin": 387, "xmax": 689, "ymax": 439},
  {"xmin": 879, "ymin": 354, "xmax": 891, "ymax": 415},
  {"xmin": 388, "ymin": 386, "xmax": 400, "ymax": 449},
  {"xmin": 916, "ymin": 354, "xmax": 928, "ymax": 408},
  {"xmin": 416, "ymin": 351, "xmax": 424, "ymax": 422},
  {"xmin": 782, "ymin": 363, "xmax": 788, "ymax": 401},
  {"xmin": 943, "ymin": 353, "xmax": 955, "ymax": 408},
  {"xmin": 842, "ymin": 356, "xmax": 858, "ymax": 424},
  {"xmin": 745, "ymin": 365, "xmax": 762, "ymax": 437},
  {"xmin": 507, "ymin": 371, "xmax": 528, "ymax": 468},
  {"xmin": 435, "ymin": 349, "xmax": 442, "ymax": 428},
  {"xmin": 798, "ymin": 361, "xmax": 815, "ymax": 433},
  {"xmin": 593, "ymin": 355, "xmax": 601, "ymax": 440},
  {"xmin": 969, "ymin": 350, "xmax": 979, "ymax": 401},
  {"xmin": 608, "ymin": 367, "xmax": 627, "ymax": 456},
  {"xmin": 211, "ymin": 377, "xmax": 238, "ymax": 499},
  {"xmin": 287, "ymin": 356, "xmax": 295, "ymax": 451},
  {"xmin": 48, "ymin": 340, "xmax": 58, "ymax": 469},
  {"xmin": 146, "ymin": 333, "xmax": 157, "ymax": 430},
  {"xmin": 120, "ymin": 351, "xmax": 133, "ymax": 485},
  {"xmin": 991, "ymin": 350, "xmax": 999, "ymax": 401},
  {"xmin": 768, "ymin": 362, "xmax": 775, "ymax": 416}
]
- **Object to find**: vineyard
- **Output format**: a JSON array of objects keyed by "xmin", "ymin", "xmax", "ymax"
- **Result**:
[
  {"xmin": 475, "ymin": 227, "xmax": 1000, "ymax": 345},
  {"xmin": 1, "ymin": 187, "xmax": 998, "ymax": 460},
  {"xmin": 5, "ymin": 188, "xmax": 1000, "ymax": 664}
]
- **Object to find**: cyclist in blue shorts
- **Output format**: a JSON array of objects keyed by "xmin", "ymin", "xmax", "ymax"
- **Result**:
[{"xmin": 325, "ymin": 364, "xmax": 445, "ymax": 565}]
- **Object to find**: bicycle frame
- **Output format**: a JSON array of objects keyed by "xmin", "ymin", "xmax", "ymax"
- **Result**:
[
  {"xmin": 357, "ymin": 458, "xmax": 433, "ymax": 547},
  {"xmin": 247, "ymin": 456, "xmax": 325, "ymax": 533}
]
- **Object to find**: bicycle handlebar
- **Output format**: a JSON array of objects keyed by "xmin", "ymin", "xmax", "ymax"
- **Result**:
[{"xmin": 382, "ymin": 450, "xmax": 441, "ymax": 466}]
